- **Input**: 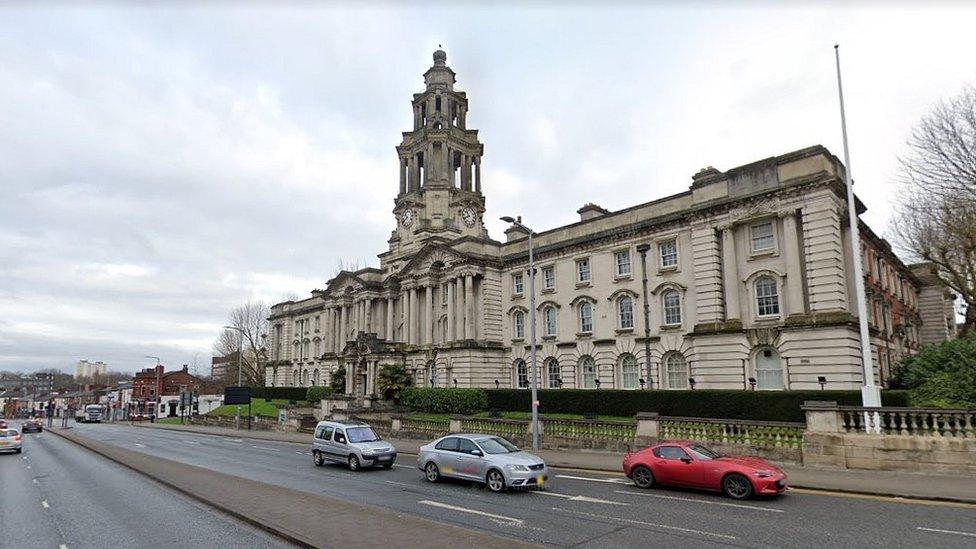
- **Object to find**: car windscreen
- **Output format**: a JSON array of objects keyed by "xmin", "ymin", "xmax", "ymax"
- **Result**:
[
  {"xmin": 0, "ymin": 430, "xmax": 15, "ymax": 437},
  {"xmin": 346, "ymin": 427, "xmax": 379, "ymax": 443},
  {"xmin": 477, "ymin": 437, "xmax": 519, "ymax": 454},
  {"xmin": 687, "ymin": 444, "xmax": 721, "ymax": 460}
]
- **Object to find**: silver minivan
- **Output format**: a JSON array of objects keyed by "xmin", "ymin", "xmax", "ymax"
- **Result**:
[{"xmin": 311, "ymin": 420, "xmax": 396, "ymax": 471}]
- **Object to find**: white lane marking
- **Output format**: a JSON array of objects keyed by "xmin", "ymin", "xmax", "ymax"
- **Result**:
[
  {"xmin": 225, "ymin": 439, "xmax": 244, "ymax": 443},
  {"xmin": 614, "ymin": 490, "xmax": 784, "ymax": 513},
  {"xmin": 385, "ymin": 481, "xmax": 415, "ymax": 488},
  {"xmin": 393, "ymin": 463, "xmax": 413, "ymax": 469},
  {"xmin": 134, "ymin": 443, "xmax": 146, "ymax": 448},
  {"xmin": 557, "ymin": 474, "xmax": 630, "ymax": 484},
  {"xmin": 251, "ymin": 445, "xmax": 281, "ymax": 452},
  {"xmin": 32, "ymin": 479, "xmax": 38, "ymax": 484},
  {"xmin": 296, "ymin": 451, "xmax": 305, "ymax": 455},
  {"xmin": 182, "ymin": 440, "xmax": 199, "ymax": 444},
  {"xmin": 419, "ymin": 500, "xmax": 524, "ymax": 526},
  {"xmin": 552, "ymin": 507, "xmax": 736, "ymax": 540},
  {"xmin": 917, "ymin": 526, "xmax": 976, "ymax": 538},
  {"xmin": 41, "ymin": 501, "xmax": 50, "ymax": 509},
  {"xmin": 60, "ymin": 544, "xmax": 68, "ymax": 549},
  {"xmin": 533, "ymin": 491, "xmax": 629, "ymax": 506}
]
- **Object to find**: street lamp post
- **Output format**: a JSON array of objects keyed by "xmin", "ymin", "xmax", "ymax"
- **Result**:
[
  {"xmin": 636, "ymin": 244, "xmax": 653, "ymax": 389},
  {"xmin": 501, "ymin": 215, "xmax": 539, "ymax": 450},
  {"xmin": 144, "ymin": 355, "xmax": 161, "ymax": 420},
  {"xmin": 224, "ymin": 325, "xmax": 245, "ymax": 430}
]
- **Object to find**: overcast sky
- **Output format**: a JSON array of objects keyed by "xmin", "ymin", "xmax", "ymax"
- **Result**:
[{"xmin": 2, "ymin": 3, "xmax": 974, "ymax": 374}]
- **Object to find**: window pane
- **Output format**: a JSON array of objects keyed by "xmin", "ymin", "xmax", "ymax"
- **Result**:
[
  {"xmin": 615, "ymin": 251, "xmax": 631, "ymax": 276},
  {"xmin": 751, "ymin": 222, "xmax": 774, "ymax": 251},
  {"xmin": 663, "ymin": 291, "xmax": 681, "ymax": 325},
  {"xmin": 513, "ymin": 274, "xmax": 524, "ymax": 294},
  {"xmin": 580, "ymin": 302, "xmax": 593, "ymax": 332},
  {"xmin": 514, "ymin": 311, "xmax": 525, "ymax": 338},
  {"xmin": 581, "ymin": 357, "xmax": 597, "ymax": 389},
  {"xmin": 666, "ymin": 353, "xmax": 688, "ymax": 389},
  {"xmin": 546, "ymin": 358, "xmax": 560, "ymax": 388},
  {"xmin": 544, "ymin": 307, "xmax": 557, "ymax": 336},
  {"xmin": 755, "ymin": 348, "xmax": 783, "ymax": 390},
  {"xmin": 659, "ymin": 240, "xmax": 678, "ymax": 268},
  {"xmin": 543, "ymin": 266, "xmax": 555, "ymax": 289},
  {"xmin": 577, "ymin": 259, "xmax": 590, "ymax": 282},
  {"xmin": 620, "ymin": 354, "xmax": 638, "ymax": 389},
  {"xmin": 516, "ymin": 360, "xmax": 528, "ymax": 389},
  {"xmin": 756, "ymin": 277, "xmax": 780, "ymax": 316},
  {"xmin": 619, "ymin": 297, "xmax": 634, "ymax": 329}
]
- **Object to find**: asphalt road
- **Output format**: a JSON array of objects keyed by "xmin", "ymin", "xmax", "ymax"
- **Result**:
[
  {"xmin": 60, "ymin": 422, "xmax": 976, "ymax": 548},
  {"xmin": 0, "ymin": 420, "xmax": 290, "ymax": 549}
]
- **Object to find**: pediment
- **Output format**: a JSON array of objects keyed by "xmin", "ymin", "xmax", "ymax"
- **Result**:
[{"xmin": 394, "ymin": 242, "xmax": 468, "ymax": 278}]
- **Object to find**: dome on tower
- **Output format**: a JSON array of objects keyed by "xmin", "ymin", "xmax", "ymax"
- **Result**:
[{"xmin": 433, "ymin": 49, "xmax": 447, "ymax": 66}]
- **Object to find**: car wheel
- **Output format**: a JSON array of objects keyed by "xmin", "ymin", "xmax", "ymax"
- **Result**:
[
  {"xmin": 486, "ymin": 469, "xmax": 506, "ymax": 493},
  {"xmin": 424, "ymin": 462, "xmax": 440, "ymax": 483},
  {"xmin": 722, "ymin": 473, "xmax": 754, "ymax": 500},
  {"xmin": 348, "ymin": 455, "xmax": 360, "ymax": 471},
  {"xmin": 632, "ymin": 466, "xmax": 655, "ymax": 489},
  {"xmin": 15, "ymin": 448, "xmax": 22, "ymax": 454},
  {"xmin": 381, "ymin": 463, "xmax": 393, "ymax": 469},
  {"xmin": 313, "ymin": 451, "xmax": 325, "ymax": 467}
]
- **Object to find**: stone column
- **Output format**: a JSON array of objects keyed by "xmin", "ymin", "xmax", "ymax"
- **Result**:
[
  {"xmin": 408, "ymin": 156, "xmax": 417, "ymax": 192},
  {"xmin": 721, "ymin": 225, "xmax": 741, "ymax": 321},
  {"xmin": 474, "ymin": 156, "xmax": 481, "ymax": 193},
  {"xmin": 339, "ymin": 305, "xmax": 347, "ymax": 350},
  {"xmin": 781, "ymin": 211, "xmax": 805, "ymax": 315},
  {"xmin": 425, "ymin": 285, "xmax": 434, "ymax": 345},
  {"xmin": 386, "ymin": 296, "xmax": 395, "ymax": 341},
  {"xmin": 324, "ymin": 307, "xmax": 333, "ymax": 353},
  {"xmin": 403, "ymin": 289, "xmax": 411, "ymax": 344},
  {"xmin": 464, "ymin": 274, "xmax": 475, "ymax": 340},
  {"xmin": 410, "ymin": 287, "xmax": 420, "ymax": 344},
  {"xmin": 345, "ymin": 362, "xmax": 354, "ymax": 395},
  {"xmin": 399, "ymin": 160, "xmax": 407, "ymax": 194},
  {"xmin": 458, "ymin": 276, "xmax": 467, "ymax": 340},
  {"xmin": 461, "ymin": 154, "xmax": 471, "ymax": 191},
  {"xmin": 365, "ymin": 298, "xmax": 373, "ymax": 334},
  {"xmin": 447, "ymin": 279, "xmax": 456, "ymax": 342}
]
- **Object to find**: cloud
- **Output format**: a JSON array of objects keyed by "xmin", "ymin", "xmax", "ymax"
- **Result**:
[{"xmin": 1, "ymin": 4, "xmax": 974, "ymax": 373}]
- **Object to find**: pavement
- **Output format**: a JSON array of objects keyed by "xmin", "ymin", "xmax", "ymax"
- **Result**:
[
  {"xmin": 1, "ymin": 420, "xmax": 287, "ymax": 549},
  {"xmin": 131, "ymin": 421, "xmax": 976, "ymax": 504},
  {"xmin": 46, "ymin": 420, "xmax": 976, "ymax": 548}
]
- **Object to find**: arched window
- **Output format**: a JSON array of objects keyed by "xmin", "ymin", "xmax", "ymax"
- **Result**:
[
  {"xmin": 618, "ymin": 296, "xmax": 634, "ymax": 329},
  {"xmin": 579, "ymin": 356, "xmax": 597, "ymax": 389},
  {"xmin": 664, "ymin": 352, "xmax": 688, "ymax": 389},
  {"xmin": 545, "ymin": 358, "xmax": 560, "ymax": 388},
  {"xmin": 619, "ymin": 354, "xmax": 638, "ymax": 389},
  {"xmin": 312, "ymin": 369, "xmax": 320, "ymax": 386},
  {"xmin": 302, "ymin": 369, "xmax": 309, "ymax": 386},
  {"xmin": 513, "ymin": 310, "xmax": 525, "ymax": 339},
  {"xmin": 293, "ymin": 342, "xmax": 300, "ymax": 359},
  {"xmin": 293, "ymin": 369, "xmax": 299, "ymax": 385},
  {"xmin": 303, "ymin": 341, "xmax": 310, "ymax": 359},
  {"xmin": 543, "ymin": 306, "xmax": 557, "ymax": 337},
  {"xmin": 662, "ymin": 290, "xmax": 682, "ymax": 326},
  {"xmin": 426, "ymin": 361, "xmax": 438, "ymax": 388},
  {"xmin": 314, "ymin": 339, "xmax": 320, "ymax": 356},
  {"xmin": 754, "ymin": 347, "xmax": 784, "ymax": 390},
  {"xmin": 755, "ymin": 277, "xmax": 780, "ymax": 317},
  {"xmin": 579, "ymin": 302, "xmax": 594, "ymax": 333},
  {"xmin": 515, "ymin": 359, "xmax": 529, "ymax": 389}
]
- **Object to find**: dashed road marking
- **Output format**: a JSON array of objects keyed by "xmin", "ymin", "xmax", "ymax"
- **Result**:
[
  {"xmin": 41, "ymin": 501, "xmax": 50, "ymax": 509},
  {"xmin": 251, "ymin": 445, "xmax": 281, "ymax": 452},
  {"xmin": 916, "ymin": 526, "xmax": 976, "ymax": 538},
  {"xmin": 556, "ymin": 474, "xmax": 630, "ymax": 484},
  {"xmin": 552, "ymin": 507, "xmax": 736, "ymax": 540},
  {"xmin": 385, "ymin": 480, "xmax": 415, "ymax": 488},
  {"xmin": 614, "ymin": 490, "xmax": 785, "ymax": 513},
  {"xmin": 134, "ymin": 443, "xmax": 146, "ymax": 448},
  {"xmin": 392, "ymin": 463, "xmax": 413, "ymax": 469},
  {"xmin": 419, "ymin": 500, "xmax": 524, "ymax": 526},
  {"xmin": 533, "ymin": 491, "xmax": 629, "ymax": 506},
  {"xmin": 59, "ymin": 544, "xmax": 67, "ymax": 549}
]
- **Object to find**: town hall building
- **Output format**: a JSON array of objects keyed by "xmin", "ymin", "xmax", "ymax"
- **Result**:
[{"xmin": 264, "ymin": 50, "xmax": 955, "ymax": 397}]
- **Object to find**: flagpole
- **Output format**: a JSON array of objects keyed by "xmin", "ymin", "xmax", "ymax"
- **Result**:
[{"xmin": 834, "ymin": 44, "xmax": 882, "ymax": 432}]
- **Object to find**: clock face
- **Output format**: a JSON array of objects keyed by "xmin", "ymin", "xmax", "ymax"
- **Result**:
[
  {"xmin": 400, "ymin": 209, "xmax": 417, "ymax": 227},
  {"xmin": 461, "ymin": 207, "xmax": 477, "ymax": 227}
]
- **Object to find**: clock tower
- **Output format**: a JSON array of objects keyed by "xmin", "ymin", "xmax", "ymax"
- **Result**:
[{"xmin": 388, "ymin": 49, "xmax": 487, "ymax": 258}]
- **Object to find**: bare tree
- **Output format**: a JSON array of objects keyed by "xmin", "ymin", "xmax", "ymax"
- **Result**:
[
  {"xmin": 893, "ymin": 86, "xmax": 976, "ymax": 334},
  {"xmin": 213, "ymin": 300, "xmax": 270, "ymax": 387}
]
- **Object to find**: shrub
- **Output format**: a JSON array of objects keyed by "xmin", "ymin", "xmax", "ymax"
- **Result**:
[
  {"xmin": 401, "ymin": 388, "xmax": 488, "ymax": 415},
  {"xmin": 484, "ymin": 389, "xmax": 910, "ymax": 423},
  {"xmin": 377, "ymin": 364, "xmax": 412, "ymax": 402},
  {"xmin": 330, "ymin": 365, "xmax": 347, "ymax": 393},
  {"xmin": 306, "ymin": 386, "xmax": 332, "ymax": 404},
  {"xmin": 893, "ymin": 335, "xmax": 976, "ymax": 408}
]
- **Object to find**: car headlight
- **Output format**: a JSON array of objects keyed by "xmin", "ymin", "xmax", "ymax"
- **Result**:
[
  {"xmin": 505, "ymin": 464, "xmax": 529, "ymax": 472},
  {"xmin": 754, "ymin": 470, "xmax": 773, "ymax": 478},
  {"xmin": 361, "ymin": 448, "xmax": 375, "ymax": 455}
]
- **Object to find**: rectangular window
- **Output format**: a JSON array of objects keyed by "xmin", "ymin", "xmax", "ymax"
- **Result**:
[
  {"xmin": 577, "ymin": 258, "xmax": 591, "ymax": 283},
  {"xmin": 618, "ymin": 297, "xmax": 634, "ymax": 329},
  {"xmin": 513, "ymin": 273, "xmax": 524, "ymax": 295},
  {"xmin": 615, "ymin": 250, "xmax": 631, "ymax": 276},
  {"xmin": 314, "ymin": 315, "xmax": 320, "ymax": 331},
  {"xmin": 659, "ymin": 239, "xmax": 678, "ymax": 268},
  {"xmin": 579, "ymin": 303, "xmax": 593, "ymax": 333},
  {"xmin": 663, "ymin": 292, "xmax": 682, "ymax": 325},
  {"xmin": 544, "ymin": 307, "xmax": 557, "ymax": 336},
  {"xmin": 542, "ymin": 266, "xmax": 555, "ymax": 290},
  {"xmin": 751, "ymin": 221, "xmax": 775, "ymax": 252}
]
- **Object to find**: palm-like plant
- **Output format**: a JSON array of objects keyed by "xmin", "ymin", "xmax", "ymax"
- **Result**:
[{"xmin": 377, "ymin": 364, "xmax": 412, "ymax": 402}]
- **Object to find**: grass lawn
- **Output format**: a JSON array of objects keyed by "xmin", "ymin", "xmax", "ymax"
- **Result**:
[
  {"xmin": 207, "ymin": 398, "xmax": 291, "ymax": 418},
  {"xmin": 406, "ymin": 411, "xmax": 636, "ymax": 423},
  {"xmin": 156, "ymin": 417, "xmax": 185, "ymax": 425}
]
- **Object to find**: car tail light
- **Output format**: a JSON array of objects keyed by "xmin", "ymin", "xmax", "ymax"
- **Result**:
[{"xmin": 13, "ymin": 435, "xmax": 22, "ymax": 442}]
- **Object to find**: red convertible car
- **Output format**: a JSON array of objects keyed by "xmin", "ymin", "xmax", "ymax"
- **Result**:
[{"xmin": 623, "ymin": 440, "xmax": 787, "ymax": 500}]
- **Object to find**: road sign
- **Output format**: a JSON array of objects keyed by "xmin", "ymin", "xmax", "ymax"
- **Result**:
[{"xmin": 224, "ymin": 386, "xmax": 251, "ymax": 405}]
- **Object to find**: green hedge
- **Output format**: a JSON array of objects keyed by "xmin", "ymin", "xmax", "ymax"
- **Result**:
[
  {"xmin": 401, "ymin": 388, "xmax": 488, "ymax": 415},
  {"xmin": 484, "ymin": 389, "xmax": 911, "ymax": 423},
  {"xmin": 305, "ymin": 386, "xmax": 333, "ymax": 404},
  {"xmin": 250, "ymin": 387, "xmax": 309, "ymax": 401}
]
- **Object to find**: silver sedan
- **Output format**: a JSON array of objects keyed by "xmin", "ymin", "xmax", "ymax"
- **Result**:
[{"xmin": 418, "ymin": 434, "xmax": 549, "ymax": 492}]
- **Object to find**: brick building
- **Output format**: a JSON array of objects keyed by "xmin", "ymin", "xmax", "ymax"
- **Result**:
[{"xmin": 131, "ymin": 365, "xmax": 203, "ymax": 417}]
